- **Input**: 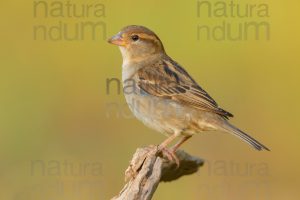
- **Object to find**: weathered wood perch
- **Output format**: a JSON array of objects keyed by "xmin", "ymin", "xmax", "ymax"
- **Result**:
[{"xmin": 112, "ymin": 145, "xmax": 204, "ymax": 200}]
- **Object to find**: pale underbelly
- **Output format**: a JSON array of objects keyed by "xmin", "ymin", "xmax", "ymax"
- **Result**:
[{"xmin": 124, "ymin": 93, "xmax": 218, "ymax": 136}]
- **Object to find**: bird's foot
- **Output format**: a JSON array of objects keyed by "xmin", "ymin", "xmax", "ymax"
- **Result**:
[{"xmin": 158, "ymin": 146, "xmax": 180, "ymax": 168}]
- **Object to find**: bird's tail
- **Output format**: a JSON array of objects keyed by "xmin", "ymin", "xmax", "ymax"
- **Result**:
[{"xmin": 219, "ymin": 122, "xmax": 270, "ymax": 151}]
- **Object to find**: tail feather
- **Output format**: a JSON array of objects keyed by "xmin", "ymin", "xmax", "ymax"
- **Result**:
[{"xmin": 220, "ymin": 122, "xmax": 270, "ymax": 151}]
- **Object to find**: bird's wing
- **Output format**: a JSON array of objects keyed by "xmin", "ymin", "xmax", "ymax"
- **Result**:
[{"xmin": 136, "ymin": 57, "xmax": 233, "ymax": 119}]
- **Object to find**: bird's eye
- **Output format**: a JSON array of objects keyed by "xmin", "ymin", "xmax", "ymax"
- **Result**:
[{"xmin": 131, "ymin": 35, "xmax": 139, "ymax": 41}]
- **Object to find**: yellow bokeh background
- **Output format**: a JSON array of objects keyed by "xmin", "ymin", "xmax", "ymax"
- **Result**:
[{"xmin": 1, "ymin": 0, "xmax": 300, "ymax": 199}]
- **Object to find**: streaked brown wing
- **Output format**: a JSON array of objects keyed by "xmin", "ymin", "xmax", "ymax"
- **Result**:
[{"xmin": 137, "ymin": 57, "xmax": 233, "ymax": 118}]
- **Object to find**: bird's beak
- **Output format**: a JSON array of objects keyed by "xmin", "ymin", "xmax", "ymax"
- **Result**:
[{"xmin": 107, "ymin": 33, "xmax": 126, "ymax": 46}]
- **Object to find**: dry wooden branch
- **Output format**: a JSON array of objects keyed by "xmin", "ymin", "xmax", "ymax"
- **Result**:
[{"xmin": 112, "ymin": 145, "xmax": 204, "ymax": 200}]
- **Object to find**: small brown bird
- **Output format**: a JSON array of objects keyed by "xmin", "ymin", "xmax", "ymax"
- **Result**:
[{"xmin": 108, "ymin": 25, "xmax": 269, "ymax": 165}]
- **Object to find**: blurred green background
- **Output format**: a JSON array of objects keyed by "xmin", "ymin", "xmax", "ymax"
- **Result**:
[{"xmin": 0, "ymin": 0, "xmax": 300, "ymax": 199}]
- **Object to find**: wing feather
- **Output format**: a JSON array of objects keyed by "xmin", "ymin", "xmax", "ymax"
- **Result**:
[{"xmin": 136, "ymin": 57, "xmax": 233, "ymax": 119}]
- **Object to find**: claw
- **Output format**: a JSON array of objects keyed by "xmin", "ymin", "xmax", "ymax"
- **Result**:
[{"xmin": 158, "ymin": 146, "xmax": 180, "ymax": 168}]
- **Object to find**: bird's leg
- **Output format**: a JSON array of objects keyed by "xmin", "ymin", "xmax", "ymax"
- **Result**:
[
  {"xmin": 158, "ymin": 133, "xmax": 180, "ymax": 166},
  {"xmin": 159, "ymin": 133, "xmax": 178, "ymax": 149},
  {"xmin": 171, "ymin": 135, "xmax": 192, "ymax": 153}
]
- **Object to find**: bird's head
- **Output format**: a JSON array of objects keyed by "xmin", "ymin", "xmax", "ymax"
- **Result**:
[{"xmin": 108, "ymin": 25, "xmax": 165, "ymax": 61}]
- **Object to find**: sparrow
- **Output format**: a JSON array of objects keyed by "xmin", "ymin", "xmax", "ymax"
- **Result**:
[{"xmin": 108, "ymin": 25, "xmax": 269, "ymax": 165}]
